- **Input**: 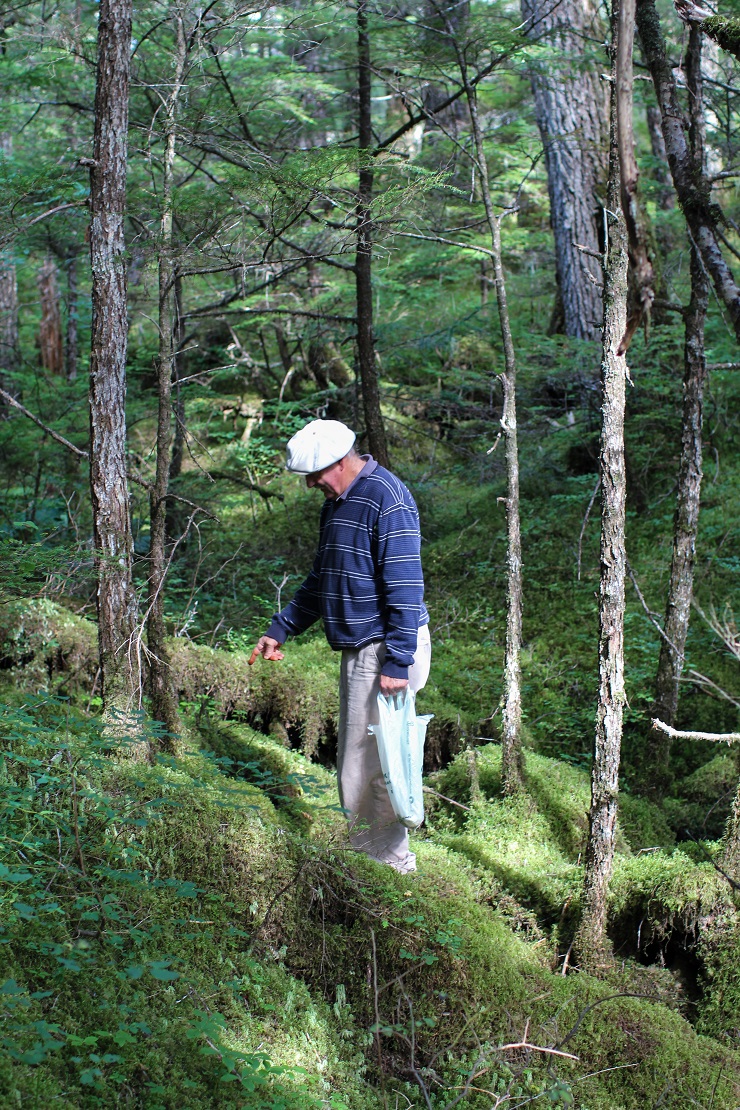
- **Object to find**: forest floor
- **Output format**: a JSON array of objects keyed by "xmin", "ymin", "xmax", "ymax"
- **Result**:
[{"xmin": 2, "ymin": 327, "xmax": 740, "ymax": 1107}]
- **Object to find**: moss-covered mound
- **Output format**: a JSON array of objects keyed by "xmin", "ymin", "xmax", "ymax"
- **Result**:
[{"xmin": 1, "ymin": 691, "xmax": 739, "ymax": 1109}]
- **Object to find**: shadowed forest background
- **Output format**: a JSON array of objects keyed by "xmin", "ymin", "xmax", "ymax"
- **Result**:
[{"xmin": 1, "ymin": 0, "xmax": 740, "ymax": 1105}]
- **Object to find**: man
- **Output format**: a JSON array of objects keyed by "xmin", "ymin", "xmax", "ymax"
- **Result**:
[{"xmin": 251, "ymin": 419, "xmax": 430, "ymax": 874}]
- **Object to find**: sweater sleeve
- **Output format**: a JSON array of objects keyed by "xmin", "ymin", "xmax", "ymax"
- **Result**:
[{"xmin": 375, "ymin": 495, "xmax": 425, "ymax": 679}]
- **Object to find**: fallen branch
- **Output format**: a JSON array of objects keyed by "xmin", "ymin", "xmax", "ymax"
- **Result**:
[
  {"xmin": 651, "ymin": 718, "xmax": 740, "ymax": 744},
  {"xmin": 422, "ymin": 786, "xmax": 472, "ymax": 812}
]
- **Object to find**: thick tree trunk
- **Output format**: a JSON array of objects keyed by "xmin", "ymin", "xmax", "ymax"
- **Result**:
[
  {"xmin": 521, "ymin": 0, "xmax": 608, "ymax": 340},
  {"xmin": 66, "ymin": 253, "xmax": 79, "ymax": 382},
  {"xmin": 355, "ymin": 0, "xmax": 388, "ymax": 467},
  {"xmin": 38, "ymin": 256, "xmax": 64, "ymax": 375},
  {"xmin": 455, "ymin": 41, "xmax": 524, "ymax": 792},
  {"xmin": 147, "ymin": 12, "xmax": 185, "ymax": 743},
  {"xmin": 650, "ymin": 27, "xmax": 709, "ymax": 789},
  {"xmin": 637, "ymin": 0, "xmax": 740, "ymax": 342},
  {"xmin": 88, "ymin": 0, "xmax": 139, "ymax": 720},
  {"xmin": 575, "ymin": 26, "xmax": 629, "ymax": 971}
]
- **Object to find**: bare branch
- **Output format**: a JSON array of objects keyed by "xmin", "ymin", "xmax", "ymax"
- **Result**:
[
  {"xmin": 651, "ymin": 718, "xmax": 740, "ymax": 744},
  {"xmin": 0, "ymin": 387, "xmax": 88, "ymax": 459}
]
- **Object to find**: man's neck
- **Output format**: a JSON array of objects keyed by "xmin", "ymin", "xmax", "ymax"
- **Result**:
[{"xmin": 335, "ymin": 453, "xmax": 367, "ymax": 496}]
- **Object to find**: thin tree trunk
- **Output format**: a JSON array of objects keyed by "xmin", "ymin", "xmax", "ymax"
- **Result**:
[
  {"xmin": 168, "ymin": 273, "xmax": 186, "ymax": 481},
  {"xmin": 88, "ymin": 0, "xmax": 139, "ymax": 720},
  {"xmin": 575, "ymin": 17, "xmax": 629, "ymax": 971},
  {"xmin": 147, "ymin": 11, "xmax": 186, "ymax": 742},
  {"xmin": 650, "ymin": 26, "xmax": 709, "ymax": 790},
  {"xmin": 723, "ymin": 775, "xmax": 740, "ymax": 884},
  {"xmin": 455, "ymin": 39, "xmax": 524, "ymax": 792},
  {"xmin": 521, "ymin": 0, "xmax": 608, "ymax": 340},
  {"xmin": 355, "ymin": 0, "xmax": 388, "ymax": 467},
  {"xmin": 66, "ymin": 252, "xmax": 79, "ymax": 382},
  {"xmin": 38, "ymin": 256, "xmax": 63, "ymax": 375},
  {"xmin": 637, "ymin": 0, "xmax": 740, "ymax": 342},
  {"xmin": 0, "ymin": 132, "xmax": 19, "ymax": 406}
]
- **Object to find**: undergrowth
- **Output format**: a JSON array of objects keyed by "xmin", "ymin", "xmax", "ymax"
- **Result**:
[{"xmin": 1, "ymin": 690, "xmax": 739, "ymax": 1108}]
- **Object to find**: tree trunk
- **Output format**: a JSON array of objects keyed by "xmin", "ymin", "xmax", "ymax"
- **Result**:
[
  {"xmin": 147, "ymin": 11, "xmax": 186, "ymax": 743},
  {"xmin": 575, "ymin": 17, "xmax": 629, "ymax": 971},
  {"xmin": 0, "ymin": 132, "xmax": 19, "ymax": 404},
  {"xmin": 650, "ymin": 26, "xmax": 709, "ymax": 791},
  {"xmin": 723, "ymin": 773, "xmax": 740, "ymax": 885},
  {"xmin": 38, "ymin": 256, "xmax": 64, "ymax": 375},
  {"xmin": 454, "ymin": 36, "xmax": 524, "ymax": 792},
  {"xmin": 521, "ymin": 0, "xmax": 608, "ymax": 340},
  {"xmin": 355, "ymin": 0, "xmax": 388, "ymax": 467},
  {"xmin": 88, "ymin": 0, "xmax": 139, "ymax": 721},
  {"xmin": 66, "ymin": 252, "xmax": 79, "ymax": 382},
  {"xmin": 637, "ymin": 0, "xmax": 740, "ymax": 342},
  {"xmin": 168, "ymin": 273, "xmax": 186, "ymax": 480}
]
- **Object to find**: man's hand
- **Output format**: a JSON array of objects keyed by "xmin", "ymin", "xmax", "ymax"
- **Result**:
[
  {"xmin": 248, "ymin": 636, "xmax": 285, "ymax": 665},
  {"xmin": 379, "ymin": 674, "xmax": 409, "ymax": 697}
]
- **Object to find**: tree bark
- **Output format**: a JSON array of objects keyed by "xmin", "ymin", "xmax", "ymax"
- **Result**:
[
  {"xmin": 616, "ymin": 0, "xmax": 654, "ymax": 353},
  {"xmin": 355, "ymin": 0, "xmax": 388, "ymax": 467},
  {"xmin": 575, "ymin": 18, "xmax": 629, "ymax": 971},
  {"xmin": 723, "ymin": 776, "xmax": 740, "ymax": 885},
  {"xmin": 88, "ymin": 0, "xmax": 139, "ymax": 720},
  {"xmin": 147, "ymin": 11, "xmax": 186, "ymax": 743},
  {"xmin": 650, "ymin": 26, "xmax": 709, "ymax": 789},
  {"xmin": 521, "ymin": 0, "xmax": 608, "ymax": 340},
  {"xmin": 637, "ymin": 0, "xmax": 740, "ymax": 342},
  {"xmin": 66, "ymin": 252, "xmax": 79, "ymax": 382},
  {"xmin": 38, "ymin": 256, "xmax": 64, "ymax": 375},
  {"xmin": 0, "ymin": 132, "xmax": 19, "ymax": 402},
  {"xmin": 453, "ymin": 33, "xmax": 524, "ymax": 792},
  {"xmin": 168, "ymin": 274, "xmax": 186, "ymax": 479}
]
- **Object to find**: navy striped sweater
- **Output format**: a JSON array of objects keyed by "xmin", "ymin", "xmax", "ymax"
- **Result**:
[{"xmin": 266, "ymin": 457, "xmax": 428, "ymax": 679}]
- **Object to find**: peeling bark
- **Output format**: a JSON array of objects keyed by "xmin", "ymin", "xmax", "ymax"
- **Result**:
[
  {"xmin": 575, "ymin": 15, "xmax": 629, "ymax": 970},
  {"xmin": 521, "ymin": 0, "xmax": 608, "ymax": 340},
  {"xmin": 88, "ymin": 0, "xmax": 139, "ymax": 720}
]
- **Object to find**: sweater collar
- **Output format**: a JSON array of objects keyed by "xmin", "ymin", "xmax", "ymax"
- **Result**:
[{"xmin": 336, "ymin": 455, "xmax": 377, "ymax": 501}]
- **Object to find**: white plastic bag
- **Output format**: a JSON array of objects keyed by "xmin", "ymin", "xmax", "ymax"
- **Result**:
[{"xmin": 368, "ymin": 691, "xmax": 434, "ymax": 829}]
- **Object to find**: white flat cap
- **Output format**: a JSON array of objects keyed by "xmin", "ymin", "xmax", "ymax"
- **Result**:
[{"xmin": 285, "ymin": 419, "xmax": 356, "ymax": 474}]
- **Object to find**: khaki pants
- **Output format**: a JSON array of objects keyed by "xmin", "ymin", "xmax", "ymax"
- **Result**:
[{"xmin": 337, "ymin": 624, "xmax": 431, "ymax": 873}]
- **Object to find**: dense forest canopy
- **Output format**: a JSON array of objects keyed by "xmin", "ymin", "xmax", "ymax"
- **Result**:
[{"xmin": 1, "ymin": 0, "xmax": 740, "ymax": 1105}]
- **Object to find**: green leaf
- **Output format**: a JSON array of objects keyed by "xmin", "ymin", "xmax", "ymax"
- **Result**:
[{"xmin": 149, "ymin": 961, "xmax": 179, "ymax": 981}]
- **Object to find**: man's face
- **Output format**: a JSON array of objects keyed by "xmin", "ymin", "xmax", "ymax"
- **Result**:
[{"xmin": 305, "ymin": 459, "xmax": 345, "ymax": 499}]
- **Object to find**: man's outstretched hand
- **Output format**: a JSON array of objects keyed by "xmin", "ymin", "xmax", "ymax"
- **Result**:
[
  {"xmin": 379, "ymin": 674, "xmax": 409, "ymax": 697},
  {"xmin": 248, "ymin": 636, "xmax": 285, "ymax": 665}
]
